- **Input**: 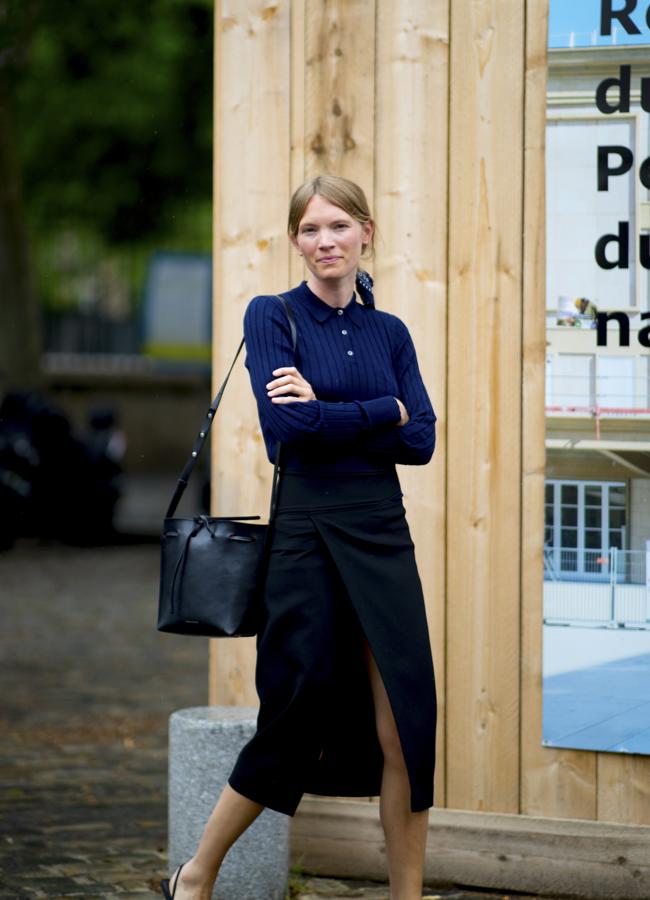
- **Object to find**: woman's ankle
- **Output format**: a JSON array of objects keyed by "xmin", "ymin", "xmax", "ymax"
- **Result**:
[{"xmin": 180, "ymin": 855, "xmax": 220, "ymax": 890}]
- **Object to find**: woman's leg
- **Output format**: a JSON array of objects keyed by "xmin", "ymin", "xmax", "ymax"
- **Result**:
[
  {"xmin": 167, "ymin": 783, "xmax": 264, "ymax": 900},
  {"xmin": 361, "ymin": 636, "xmax": 429, "ymax": 900}
]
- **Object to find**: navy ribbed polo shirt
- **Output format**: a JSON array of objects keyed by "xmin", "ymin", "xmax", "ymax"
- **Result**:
[{"xmin": 243, "ymin": 279, "xmax": 437, "ymax": 473}]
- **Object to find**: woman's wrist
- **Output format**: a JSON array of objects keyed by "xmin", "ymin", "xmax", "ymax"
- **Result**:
[{"xmin": 394, "ymin": 397, "xmax": 409, "ymax": 426}]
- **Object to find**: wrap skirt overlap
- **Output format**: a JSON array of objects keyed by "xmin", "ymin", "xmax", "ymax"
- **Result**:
[{"xmin": 227, "ymin": 468, "xmax": 437, "ymax": 817}]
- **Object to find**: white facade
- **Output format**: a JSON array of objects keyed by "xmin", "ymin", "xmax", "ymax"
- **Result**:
[{"xmin": 545, "ymin": 45, "xmax": 650, "ymax": 595}]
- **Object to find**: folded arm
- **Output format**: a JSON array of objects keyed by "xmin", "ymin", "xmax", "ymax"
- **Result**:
[
  {"xmin": 243, "ymin": 295, "xmax": 402, "ymax": 444},
  {"xmin": 360, "ymin": 318, "xmax": 437, "ymax": 466}
]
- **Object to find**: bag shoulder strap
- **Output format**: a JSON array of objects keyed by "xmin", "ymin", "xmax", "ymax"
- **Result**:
[{"xmin": 165, "ymin": 293, "xmax": 297, "ymax": 519}]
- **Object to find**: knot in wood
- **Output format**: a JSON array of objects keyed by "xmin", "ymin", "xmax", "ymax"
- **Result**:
[{"xmin": 310, "ymin": 132, "xmax": 325, "ymax": 156}]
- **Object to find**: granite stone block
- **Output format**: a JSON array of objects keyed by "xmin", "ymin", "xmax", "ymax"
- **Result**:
[{"xmin": 168, "ymin": 706, "xmax": 289, "ymax": 900}]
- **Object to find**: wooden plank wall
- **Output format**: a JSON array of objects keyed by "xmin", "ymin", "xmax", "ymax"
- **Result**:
[{"xmin": 209, "ymin": 0, "xmax": 650, "ymax": 828}]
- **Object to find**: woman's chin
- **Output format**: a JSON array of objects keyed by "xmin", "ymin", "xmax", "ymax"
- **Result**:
[{"xmin": 310, "ymin": 265, "xmax": 356, "ymax": 283}]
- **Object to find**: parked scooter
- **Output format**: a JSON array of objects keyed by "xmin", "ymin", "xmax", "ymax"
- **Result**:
[{"xmin": 0, "ymin": 392, "xmax": 125, "ymax": 549}]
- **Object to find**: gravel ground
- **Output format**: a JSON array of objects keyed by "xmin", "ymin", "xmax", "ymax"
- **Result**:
[{"xmin": 0, "ymin": 539, "xmax": 551, "ymax": 900}]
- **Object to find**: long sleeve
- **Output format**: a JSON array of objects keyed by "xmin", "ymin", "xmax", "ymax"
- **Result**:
[
  {"xmin": 360, "ymin": 317, "xmax": 437, "ymax": 466},
  {"xmin": 243, "ymin": 295, "xmax": 401, "ymax": 445}
]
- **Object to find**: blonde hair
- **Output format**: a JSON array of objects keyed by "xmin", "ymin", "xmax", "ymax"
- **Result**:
[{"xmin": 287, "ymin": 174, "xmax": 375, "ymax": 260}]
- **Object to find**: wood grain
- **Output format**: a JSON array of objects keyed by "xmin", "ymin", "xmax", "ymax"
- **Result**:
[
  {"xmin": 210, "ymin": 0, "xmax": 291, "ymax": 707},
  {"xmin": 374, "ymin": 0, "xmax": 449, "ymax": 810},
  {"xmin": 289, "ymin": 0, "xmax": 307, "ymax": 289},
  {"xmin": 290, "ymin": 796, "xmax": 650, "ymax": 899},
  {"xmin": 598, "ymin": 751, "xmax": 650, "ymax": 826},
  {"xmin": 446, "ymin": 0, "xmax": 525, "ymax": 812},
  {"xmin": 304, "ymin": 0, "xmax": 375, "ymax": 189},
  {"xmin": 208, "ymin": 0, "xmax": 650, "ymax": 846},
  {"xmin": 519, "ymin": 0, "xmax": 600, "ymax": 821}
]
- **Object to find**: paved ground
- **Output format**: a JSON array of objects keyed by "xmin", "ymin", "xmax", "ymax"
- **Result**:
[
  {"xmin": 0, "ymin": 539, "xmax": 555, "ymax": 899},
  {"xmin": 0, "ymin": 540, "xmax": 198, "ymax": 898}
]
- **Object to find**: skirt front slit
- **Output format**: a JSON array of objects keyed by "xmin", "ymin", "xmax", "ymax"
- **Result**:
[{"xmin": 226, "ymin": 468, "xmax": 437, "ymax": 818}]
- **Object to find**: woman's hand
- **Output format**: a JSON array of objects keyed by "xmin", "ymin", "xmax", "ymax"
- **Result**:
[
  {"xmin": 266, "ymin": 367, "xmax": 317, "ymax": 403},
  {"xmin": 395, "ymin": 397, "xmax": 410, "ymax": 426}
]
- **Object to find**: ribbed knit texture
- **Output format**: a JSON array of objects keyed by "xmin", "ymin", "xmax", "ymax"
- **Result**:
[{"xmin": 243, "ymin": 280, "xmax": 437, "ymax": 473}]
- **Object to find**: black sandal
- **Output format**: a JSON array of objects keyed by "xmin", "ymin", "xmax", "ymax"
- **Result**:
[{"xmin": 160, "ymin": 861, "xmax": 186, "ymax": 899}]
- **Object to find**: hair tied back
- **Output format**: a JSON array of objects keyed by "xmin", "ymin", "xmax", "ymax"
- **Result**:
[{"xmin": 356, "ymin": 269, "xmax": 375, "ymax": 308}]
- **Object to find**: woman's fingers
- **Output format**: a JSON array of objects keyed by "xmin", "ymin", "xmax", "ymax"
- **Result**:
[
  {"xmin": 271, "ymin": 394, "xmax": 308, "ymax": 403},
  {"xmin": 266, "ymin": 374, "xmax": 298, "ymax": 390},
  {"xmin": 266, "ymin": 367, "xmax": 315, "ymax": 403},
  {"xmin": 266, "ymin": 376, "xmax": 303, "ymax": 395},
  {"xmin": 395, "ymin": 397, "xmax": 410, "ymax": 426},
  {"xmin": 271, "ymin": 390, "xmax": 314, "ymax": 403},
  {"xmin": 266, "ymin": 368, "xmax": 305, "ymax": 394},
  {"xmin": 270, "ymin": 386, "xmax": 308, "ymax": 399}
]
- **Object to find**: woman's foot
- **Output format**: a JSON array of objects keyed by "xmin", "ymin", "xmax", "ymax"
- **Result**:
[
  {"xmin": 161, "ymin": 861, "xmax": 183, "ymax": 900},
  {"xmin": 166, "ymin": 857, "xmax": 216, "ymax": 900},
  {"xmin": 167, "ymin": 864, "xmax": 182, "ymax": 897}
]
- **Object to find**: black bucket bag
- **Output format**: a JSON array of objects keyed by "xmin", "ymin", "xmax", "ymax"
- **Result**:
[{"xmin": 157, "ymin": 295, "xmax": 296, "ymax": 637}]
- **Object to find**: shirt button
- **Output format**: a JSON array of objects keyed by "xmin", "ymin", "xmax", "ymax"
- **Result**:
[
  {"xmin": 337, "ymin": 309, "xmax": 344, "ymax": 315},
  {"xmin": 341, "ymin": 329, "xmax": 348, "ymax": 335},
  {"xmin": 347, "ymin": 350, "xmax": 354, "ymax": 356}
]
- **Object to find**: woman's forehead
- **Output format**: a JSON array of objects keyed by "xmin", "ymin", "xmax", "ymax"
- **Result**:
[{"xmin": 299, "ymin": 194, "xmax": 353, "ymax": 225}]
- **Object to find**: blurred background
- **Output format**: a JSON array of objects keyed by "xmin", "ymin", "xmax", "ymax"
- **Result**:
[
  {"xmin": 0, "ymin": 3, "xmax": 214, "ymax": 894},
  {"xmin": 1, "ymin": 0, "xmax": 214, "ymax": 547}
]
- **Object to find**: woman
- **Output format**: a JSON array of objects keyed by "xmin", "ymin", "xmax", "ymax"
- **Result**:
[{"xmin": 162, "ymin": 175, "xmax": 438, "ymax": 900}]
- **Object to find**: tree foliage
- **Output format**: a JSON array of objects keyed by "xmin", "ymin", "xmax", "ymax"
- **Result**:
[{"xmin": 6, "ymin": 0, "xmax": 213, "ymax": 245}]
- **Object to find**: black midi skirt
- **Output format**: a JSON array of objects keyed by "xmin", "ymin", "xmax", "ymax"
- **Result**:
[{"xmin": 227, "ymin": 467, "xmax": 437, "ymax": 818}]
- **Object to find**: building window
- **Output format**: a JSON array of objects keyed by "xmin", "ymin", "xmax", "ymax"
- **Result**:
[
  {"xmin": 546, "ymin": 115, "xmax": 639, "ymax": 311},
  {"xmin": 545, "ymin": 479, "xmax": 626, "ymax": 579}
]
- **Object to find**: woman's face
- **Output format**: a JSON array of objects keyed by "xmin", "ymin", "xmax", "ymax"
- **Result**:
[{"xmin": 291, "ymin": 193, "xmax": 373, "ymax": 284}]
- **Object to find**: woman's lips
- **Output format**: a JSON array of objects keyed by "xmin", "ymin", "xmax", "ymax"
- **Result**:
[{"xmin": 319, "ymin": 256, "xmax": 340, "ymax": 263}]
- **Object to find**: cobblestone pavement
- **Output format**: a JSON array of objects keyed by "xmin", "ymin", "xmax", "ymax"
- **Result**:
[{"xmin": 0, "ymin": 540, "xmax": 554, "ymax": 899}]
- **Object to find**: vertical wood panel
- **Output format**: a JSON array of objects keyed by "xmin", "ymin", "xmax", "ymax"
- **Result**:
[
  {"xmin": 299, "ymin": 0, "xmax": 377, "ymax": 809},
  {"xmin": 374, "ymin": 0, "xmax": 449, "ymax": 809},
  {"xmin": 289, "ymin": 0, "xmax": 307, "ymax": 289},
  {"xmin": 208, "ymin": 0, "xmax": 650, "ymax": 835},
  {"xmin": 519, "ymin": 0, "xmax": 599, "ymax": 821},
  {"xmin": 446, "ymin": 0, "xmax": 525, "ymax": 812},
  {"xmin": 598, "ymin": 754, "xmax": 650, "ymax": 825},
  {"xmin": 210, "ymin": 0, "xmax": 291, "ymax": 706},
  {"xmin": 304, "ymin": 0, "xmax": 375, "ymax": 192}
]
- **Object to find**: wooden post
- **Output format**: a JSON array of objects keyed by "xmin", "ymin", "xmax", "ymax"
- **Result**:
[
  {"xmin": 374, "ymin": 0, "xmax": 449, "ymax": 808},
  {"xmin": 209, "ymin": 0, "xmax": 650, "ymax": 839},
  {"xmin": 446, "ymin": 0, "xmax": 525, "ymax": 812},
  {"xmin": 209, "ymin": 0, "xmax": 291, "ymax": 706}
]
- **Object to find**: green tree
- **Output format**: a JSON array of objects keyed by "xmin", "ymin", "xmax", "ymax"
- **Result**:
[
  {"xmin": 0, "ymin": 0, "xmax": 212, "ymax": 384},
  {"xmin": 1, "ymin": 0, "xmax": 43, "ymax": 387}
]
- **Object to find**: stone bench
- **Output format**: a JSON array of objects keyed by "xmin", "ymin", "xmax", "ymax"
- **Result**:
[{"xmin": 168, "ymin": 706, "xmax": 290, "ymax": 900}]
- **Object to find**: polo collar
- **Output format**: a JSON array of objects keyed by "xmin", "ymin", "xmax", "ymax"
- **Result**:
[{"xmin": 295, "ymin": 280, "xmax": 366, "ymax": 328}]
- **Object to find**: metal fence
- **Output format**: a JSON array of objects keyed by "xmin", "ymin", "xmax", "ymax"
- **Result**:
[
  {"xmin": 545, "ymin": 372, "xmax": 650, "ymax": 416},
  {"xmin": 44, "ymin": 311, "xmax": 141, "ymax": 355},
  {"xmin": 36, "ymin": 203, "xmax": 212, "ymax": 357},
  {"xmin": 544, "ymin": 547, "xmax": 650, "ymax": 628}
]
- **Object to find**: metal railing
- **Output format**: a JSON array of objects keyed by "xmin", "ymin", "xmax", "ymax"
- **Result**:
[
  {"xmin": 549, "ymin": 26, "xmax": 629, "ymax": 48},
  {"xmin": 544, "ymin": 547, "xmax": 650, "ymax": 628},
  {"xmin": 544, "ymin": 371, "xmax": 650, "ymax": 437},
  {"xmin": 545, "ymin": 373, "xmax": 650, "ymax": 410}
]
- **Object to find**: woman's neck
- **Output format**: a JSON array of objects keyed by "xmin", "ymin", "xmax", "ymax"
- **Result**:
[{"xmin": 305, "ymin": 272, "xmax": 356, "ymax": 309}]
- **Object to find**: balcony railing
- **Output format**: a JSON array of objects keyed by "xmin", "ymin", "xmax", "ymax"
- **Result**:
[{"xmin": 545, "ymin": 372, "xmax": 650, "ymax": 437}]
